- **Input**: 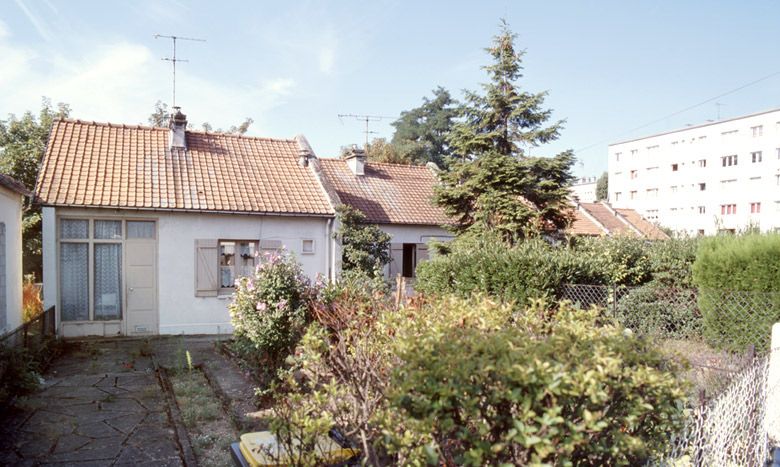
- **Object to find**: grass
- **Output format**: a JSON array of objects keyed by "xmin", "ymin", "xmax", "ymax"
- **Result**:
[{"xmin": 169, "ymin": 369, "xmax": 237, "ymax": 467}]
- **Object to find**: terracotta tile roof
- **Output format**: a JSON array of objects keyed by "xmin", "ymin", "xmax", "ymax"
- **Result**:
[
  {"xmin": 36, "ymin": 119, "xmax": 334, "ymax": 216},
  {"xmin": 318, "ymin": 159, "xmax": 450, "ymax": 225},
  {"xmin": 578, "ymin": 202, "xmax": 636, "ymax": 236},
  {"xmin": 567, "ymin": 209, "xmax": 606, "ymax": 236},
  {"xmin": 615, "ymin": 209, "xmax": 670, "ymax": 240},
  {"xmin": 0, "ymin": 173, "xmax": 31, "ymax": 196}
]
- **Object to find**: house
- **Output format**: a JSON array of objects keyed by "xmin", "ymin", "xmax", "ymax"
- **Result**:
[
  {"xmin": 567, "ymin": 201, "xmax": 669, "ymax": 239},
  {"xmin": 318, "ymin": 148, "xmax": 453, "ymax": 279},
  {"xmin": 35, "ymin": 109, "xmax": 339, "ymax": 337},
  {"xmin": 0, "ymin": 173, "xmax": 30, "ymax": 334}
]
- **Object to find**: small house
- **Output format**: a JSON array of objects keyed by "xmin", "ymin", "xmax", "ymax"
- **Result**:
[{"xmin": 0, "ymin": 173, "xmax": 30, "ymax": 334}]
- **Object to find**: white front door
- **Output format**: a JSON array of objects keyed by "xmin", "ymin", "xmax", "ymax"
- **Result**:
[{"xmin": 125, "ymin": 239, "xmax": 157, "ymax": 335}]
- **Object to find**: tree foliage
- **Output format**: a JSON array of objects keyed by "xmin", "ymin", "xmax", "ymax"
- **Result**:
[
  {"xmin": 364, "ymin": 138, "xmax": 405, "ymax": 164},
  {"xmin": 596, "ymin": 171, "xmax": 608, "ymax": 201},
  {"xmin": 389, "ymin": 87, "xmax": 460, "ymax": 167},
  {"xmin": 434, "ymin": 20, "xmax": 574, "ymax": 242},
  {"xmin": 334, "ymin": 205, "xmax": 391, "ymax": 279},
  {"xmin": 0, "ymin": 98, "xmax": 71, "ymax": 276}
]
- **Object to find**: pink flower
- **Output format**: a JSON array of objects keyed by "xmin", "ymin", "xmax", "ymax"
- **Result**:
[
  {"xmin": 276, "ymin": 299, "xmax": 288, "ymax": 310},
  {"xmin": 256, "ymin": 302, "xmax": 267, "ymax": 312}
]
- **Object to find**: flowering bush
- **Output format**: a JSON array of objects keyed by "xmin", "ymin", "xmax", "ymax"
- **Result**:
[{"xmin": 229, "ymin": 251, "xmax": 316, "ymax": 372}]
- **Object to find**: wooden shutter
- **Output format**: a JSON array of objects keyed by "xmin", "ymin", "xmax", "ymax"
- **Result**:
[
  {"xmin": 195, "ymin": 239, "xmax": 218, "ymax": 297},
  {"xmin": 388, "ymin": 243, "xmax": 404, "ymax": 279}
]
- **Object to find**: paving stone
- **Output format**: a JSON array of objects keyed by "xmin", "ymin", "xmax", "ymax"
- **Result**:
[
  {"xmin": 74, "ymin": 420, "xmax": 122, "ymax": 439},
  {"xmin": 103, "ymin": 412, "xmax": 145, "ymax": 435},
  {"xmin": 52, "ymin": 433, "xmax": 92, "ymax": 453}
]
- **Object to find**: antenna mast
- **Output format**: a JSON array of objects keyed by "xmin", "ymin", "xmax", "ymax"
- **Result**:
[
  {"xmin": 337, "ymin": 114, "xmax": 394, "ymax": 148},
  {"xmin": 154, "ymin": 34, "xmax": 206, "ymax": 108}
]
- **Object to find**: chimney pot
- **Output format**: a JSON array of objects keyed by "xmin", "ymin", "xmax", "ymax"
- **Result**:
[
  {"xmin": 344, "ymin": 145, "xmax": 366, "ymax": 176},
  {"xmin": 169, "ymin": 107, "xmax": 187, "ymax": 150}
]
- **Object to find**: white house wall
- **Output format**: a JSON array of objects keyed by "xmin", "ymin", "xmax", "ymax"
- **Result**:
[
  {"xmin": 43, "ymin": 207, "xmax": 334, "ymax": 336},
  {"xmin": 0, "ymin": 187, "xmax": 24, "ymax": 333},
  {"xmin": 608, "ymin": 109, "xmax": 780, "ymax": 235}
]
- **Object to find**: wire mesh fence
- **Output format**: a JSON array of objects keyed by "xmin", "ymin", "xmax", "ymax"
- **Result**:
[
  {"xmin": 655, "ymin": 353, "xmax": 775, "ymax": 466},
  {"xmin": 561, "ymin": 284, "xmax": 780, "ymax": 354}
]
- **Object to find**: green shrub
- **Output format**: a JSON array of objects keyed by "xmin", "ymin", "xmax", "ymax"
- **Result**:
[
  {"xmin": 334, "ymin": 205, "xmax": 391, "ymax": 279},
  {"xmin": 416, "ymin": 235, "xmax": 606, "ymax": 306},
  {"xmin": 573, "ymin": 235, "xmax": 652, "ymax": 286},
  {"xmin": 692, "ymin": 233, "xmax": 780, "ymax": 351},
  {"xmin": 646, "ymin": 237, "xmax": 699, "ymax": 289},
  {"xmin": 380, "ymin": 300, "xmax": 687, "ymax": 465},
  {"xmin": 269, "ymin": 295, "xmax": 687, "ymax": 466},
  {"xmin": 229, "ymin": 251, "xmax": 315, "ymax": 373},
  {"xmin": 0, "ymin": 345, "xmax": 45, "ymax": 404},
  {"xmin": 615, "ymin": 285, "xmax": 701, "ymax": 339}
]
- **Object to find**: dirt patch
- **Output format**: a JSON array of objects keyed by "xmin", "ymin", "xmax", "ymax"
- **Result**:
[{"xmin": 169, "ymin": 369, "xmax": 237, "ymax": 467}]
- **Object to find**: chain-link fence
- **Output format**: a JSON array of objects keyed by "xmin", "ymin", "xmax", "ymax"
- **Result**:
[
  {"xmin": 561, "ymin": 284, "xmax": 780, "ymax": 354},
  {"xmin": 656, "ymin": 354, "xmax": 775, "ymax": 466}
]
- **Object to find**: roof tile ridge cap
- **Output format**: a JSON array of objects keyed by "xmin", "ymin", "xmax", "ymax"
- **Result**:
[
  {"xmin": 62, "ymin": 118, "xmax": 162, "ymax": 131},
  {"xmin": 295, "ymin": 134, "xmax": 340, "ymax": 213},
  {"xmin": 602, "ymin": 202, "xmax": 643, "ymax": 236},
  {"xmin": 577, "ymin": 203, "xmax": 610, "ymax": 235}
]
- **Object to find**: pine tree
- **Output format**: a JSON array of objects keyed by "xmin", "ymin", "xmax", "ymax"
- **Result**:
[{"xmin": 436, "ymin": 20, "xmax": 575, "ymax": 243}]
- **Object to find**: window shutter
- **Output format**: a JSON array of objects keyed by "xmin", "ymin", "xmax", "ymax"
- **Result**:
[
  {"xmin": 388, "ymin": 243, "xmax": 404, "ymax": 279},
  {"xmin": 416, "ymin": 243, "xmax": 429, "ymax": 264},
  {"xmin": 195, "ymin": 239, "xmax": 218, "ymax": 297}
]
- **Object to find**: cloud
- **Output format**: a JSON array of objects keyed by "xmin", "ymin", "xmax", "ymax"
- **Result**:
[
  {"xmin": 12, "ymin": 0, "xmax": 54, "ymax": 42},
  {"xmin": 0, "ymin": 26, "xmax": 296, "ymax": 135}
]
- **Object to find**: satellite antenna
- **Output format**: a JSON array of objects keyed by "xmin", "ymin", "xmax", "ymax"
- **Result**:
[
  {"xmin": 337, "ymin": 114, "xmax": 394, "ymax": 148},
  {"xmin": 154, "ymin": 34, "xmax": 206, "ymax": 108}
]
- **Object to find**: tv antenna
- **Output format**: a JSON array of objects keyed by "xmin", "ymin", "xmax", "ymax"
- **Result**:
[
  {"xmin": 154, "ymin": 34, "xmax": 206, "ymax": 108},
  {"xmin": 337, "ymin": 114, "xmax": 394, "ymax": 148},
  {"xmin": 715, "ymin": 102, "xmax": 725, "ymax": 120}
]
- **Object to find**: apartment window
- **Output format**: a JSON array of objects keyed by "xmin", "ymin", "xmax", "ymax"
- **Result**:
[
  {"xmin": 698, "ymin": 159, "xmax": 707, "ymax": 168},
  {"xmin": 698, "ymin": 206, "xmax": 706, "ymax": 214},
  {"xmin": 750, "ymin": 202, "xmax": 761, "ymax": 214},
  {"xmin": 721, "ymin": 155, "xmax": 738, "ymax": 167},
  {"xmin": 670, "ymin": 185, "xmax": 678, "ymax": 193},
  {"xmin": 776, "ymin": 148, "xmax": 780, "ymax": 160},
  {"xmin": 776, "ymin": 201, "xmax": 780, "ymax": 213},
  {"xmin": 699, "ymin": 183, "xmax": 706, "ymax": 191},
  {"xmin": 219, "ymin": 240, "xmax": 258, "ymax": 292},
  {"xmin": 720, "ymin": 204, "xmax": 737, "ymax": 215},
  {"xmin": 647, "ymin": 145, "xmax": 659, "ymax": 151},
  {"xmin": 614, "ymin": 192, "xmax": 622, "ymax": 202},
  {"xmin": 671, "ymin": 141, "xmax": 679, "ymax": 146},
  {"xmin": 751, "ymin": 125, "xmax": 763, "ymax": 137},
  {"xmin": 630, "ymin": 190, "xmax": 637, "ymax": 200},
  {"xmin": 615, "ymin": 152, "xmax": 622, "ymax": 162},
  {"xmin": 614, "ymin": 171, "xmax": 622, "ymax": 176},
  {"xmin": 720, "ymin": 179, "xmax": 737, "ymax": 189},
  {"xmin": 671, "ymin": 163, "xmax": 679, "ymax": 171},
  {"xmin": 646, "ymin": 209, "xmax": 659, "ymax": 220},
  {"xmin": 751, "ymin": 151, "xmax": 762, "ymax": 163},
  {"xmin": 721, "ymin": 129, "xmax": 738, "ymax": 138},
  {"xmin": 646, "ymin": 188, "xmax": 658, "ymax": 198},
  {"xmin": 699, "ymin": 136, "xmax": 707, "ymax": 141},
  {"xmin": 697, "ymin": 229, "xmax": 705, "ymax": 236},
  {"xmin": 630, "ymin": 170, "xmax": 638, "ymax": 179},
  {"xmin": 631, "ymin": 149, "xmax": 638, "ymax": 156},
  {"xmin": 776, "ymin": 175, "xmax": 780, "ymax": 186}
]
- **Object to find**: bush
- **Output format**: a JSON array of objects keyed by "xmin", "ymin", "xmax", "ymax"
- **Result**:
[
  {"xmin": 268, "ymin": 295, "xmax": 688, "ymax": 466},
  {"xmin": 646, "ymin": 237, "xmax": 699, "ymax": 289},
  {"xmin": 229, "ymin": 251, "xmax": 315, "ymax": 374},
  {"xmin": 615, "ymin": 285, "xmax": 701, "ymax": 339},
  {"xmin": 692, "ymin": 233, "xmax": 780, "ymax": 351},
  {"xmin": 572, "ymin": 235, "xmax": 652, "ymax": 286},
  {"xmin": 334, "ymin": 205, "xmax": 391, "ymax": 279},
  {"xmin": 416, "ymin": 235, "xmax": 606, "ymax": 306}
]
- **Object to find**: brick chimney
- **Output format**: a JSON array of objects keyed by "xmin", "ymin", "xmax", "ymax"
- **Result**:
[
  {"xmin": 344, "ymin": 145, "xmax": 366, "ymax": 176},
  {"xmin": 169, "ymin": 107, "xmax": 187, "ymax": 150}
]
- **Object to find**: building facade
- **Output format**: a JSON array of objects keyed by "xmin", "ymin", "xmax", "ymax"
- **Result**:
[
  {"xmin": 608, "ymin": 108, "xmax": 780, "ymax": 235},
  {"xmin": 570, "ymin": 176, "xmax": 598, "ymax": 203},
  {"xmin": 0, "ymin": 174, "xmax": 29, "ymax": 334}
]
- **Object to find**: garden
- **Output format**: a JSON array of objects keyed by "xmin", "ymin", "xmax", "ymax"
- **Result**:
[{"xmin": 223, "ymin": 231, "xmax": 780, "ymax": 465}]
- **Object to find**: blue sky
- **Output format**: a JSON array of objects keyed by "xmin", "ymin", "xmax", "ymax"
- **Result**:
[{"xmin": 1, "ymin": 0, "xmax": 779, "ymax": 176}]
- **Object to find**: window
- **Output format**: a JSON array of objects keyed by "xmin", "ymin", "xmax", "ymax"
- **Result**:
[
  {"xmin": 699, "ymin": 136, "xmax": 707, "ymax": 141},
  {"xmin": 776, "ymin": 148, "xmax": 780, "ymax": 160},
  {"xmin": 721, "ymin": 155, "xmax": 738, "ymax": 167},
  {"xmin": 750, "ymin": 202, "xmax": 761, "ymax": 214},
  {"xmin": 720, "ymin": 179, "xmax": 737, "ymax": 190},
  {"xmin": 671, "ymin": 163, "xmax": 678, "ymax": 171},
  {"xmin": 699, "ymin": 183, "xmax": 706, "ymax": 191},
  {"xmin": 698, "ymin": 206, "xmax": 706, "ymax": 214},
  {"xmin": 301, "ymin": 239, "xmax": 315, "ymax": 254},
  {"xmin": 720, "ymin": 204, "xmax": 736, "ymax": 215},
  {"xmin": 646, "ymin": 188, "xmax": 658, "ymax": 198},
  {"xmin": 631, "ymin": 149, "xmax": 638, "ymax": 156},
  {"xmin": 751, "ymin": 125, "xmax": 763, "ymax": 137},
  {"xmin": 751, "ymin": 151, "xmax": 762, "ymax": 163},
  {"xmin": 219, "ymin": 240, "xmax": 258, "ymax": 292},
  {"xmin": 614, "ymin": 171, "xmax": 622, "ymax": 176},
  {"xmin": 721, "ymin": 129, "xmax": 738, "ymax": 138},
  {"xmin": 647, "ymin": 145, "xmax": 659, "ymax": 151},
  {"xmin": 776, "ymin": 201, "xmax": 780, "ymax": 213},
  {"xmin": 698, "ymin": 159, "xmax": 707, "ymax": 167},
  {"xmin": 697, "ymin": 229, "xmax": 705, "ymax": 236},
  {"xmin": 630, "ymin": 190, "xmax": 637, "ymax": 200},
  {"xmin": 59, "ymin": 218, "xmax": 128, "ymax": 322},
  {"xmin": 127, "ymin": 221, "xmax": 156, "ymax": 239},
  {"xmin": 777, "ymin": 175, "xmax": 780, "ymax": 186},
  {"xmin": 670, "ymin": 185, "xmax": 678, "ymax": 193},
  {"xmin": 614, "ymin": 192, "xmax": 622, "ymax": 202},
  {"xmin": 646, "ymin": 209, "xmax": 659, "ymax": 220},
  {"xmin": 646, "ymin": 166, "xmax": 659, "ymax": 172},
  {"xmin": 615, "ymin": 152, "xmax": 622, "ymax": 162},
  {"xmin": 630, "ymin": 170, "xmax": 638, "ymax": 179}
]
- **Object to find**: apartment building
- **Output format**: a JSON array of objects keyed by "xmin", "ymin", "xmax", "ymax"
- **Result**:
[
  {"xmin": 608, "ymin": 108, "xmax": 780, "ymax": 235},
  {"xmin": 570, "ymin": 176, "xmax": 598, "ymax": 203}
]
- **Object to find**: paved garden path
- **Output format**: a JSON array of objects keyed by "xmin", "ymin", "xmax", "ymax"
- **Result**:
[{"xmin": 1, "ymin": 339, "xmax": 185, "ymax": 466}]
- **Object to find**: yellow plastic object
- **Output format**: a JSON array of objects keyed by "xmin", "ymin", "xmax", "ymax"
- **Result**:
[{"xmin": 238, "ymin": 431, "xmax": 359, "ymax": 467}]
